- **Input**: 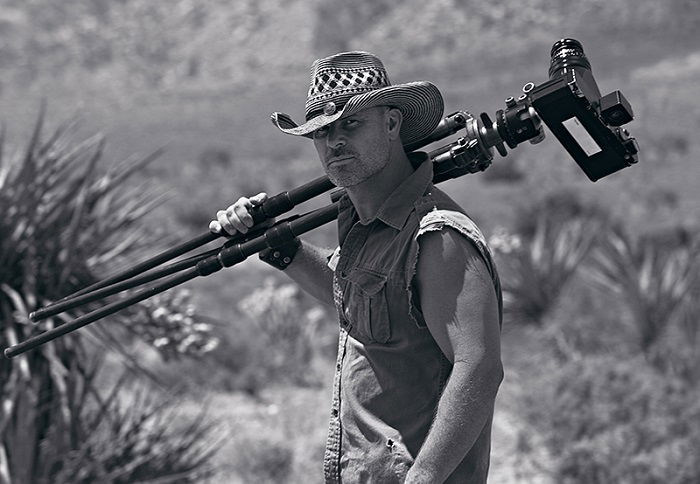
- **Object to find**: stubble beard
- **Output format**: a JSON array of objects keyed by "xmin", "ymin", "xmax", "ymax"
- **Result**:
[{"xmin": 325, "ymin": 140, "xmax": 391, "ymax": 188}]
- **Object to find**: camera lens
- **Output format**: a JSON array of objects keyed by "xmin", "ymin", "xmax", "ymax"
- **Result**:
[
  {"xmin": 548, "ymin": 38, "xmax": 601, "ymax": 103},
  {"xmin": 548, "ymin": 38, "xmax": 591, "ymax": 80}
]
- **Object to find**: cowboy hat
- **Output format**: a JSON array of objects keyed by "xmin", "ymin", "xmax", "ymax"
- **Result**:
[{"xmin": 270, "ymin": 51, "xmax": 444, "ymax": 146}]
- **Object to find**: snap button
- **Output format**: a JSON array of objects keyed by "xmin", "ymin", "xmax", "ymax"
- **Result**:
[{"xmin": 323, "ymin": 101, "xmax": 337, "ymax": 115}]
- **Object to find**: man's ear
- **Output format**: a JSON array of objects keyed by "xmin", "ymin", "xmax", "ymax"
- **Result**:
[{"xmin": 386, "ymin": 107, "xmax": 403, "ymax": 141}]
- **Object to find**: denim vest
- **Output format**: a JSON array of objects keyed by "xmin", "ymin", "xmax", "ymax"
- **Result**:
[{"xmin": 323, "ymin": 154, "xmax": 502, "ymax": 484}]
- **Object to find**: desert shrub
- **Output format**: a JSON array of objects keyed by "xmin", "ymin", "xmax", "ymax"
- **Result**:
[
  {"xmin": 525, "ymin": 354, "xmax": 700, "ymax": 484},
  {"xmin": 134, "ymin": 289, "xmax": 219, "ymax": 360},
  {"xmin": 514, "ymin": 190, "xmax": 614, "ymax": 239},
  {"xmin": 229, "ymin": 433, "xmax": 294, "ymax": 484},
  {"xmin": 490, "ymin": 191, "xmax": 617, "ymax": 325},
  {"xmin": 495, "ymin": 215, "xmax": 599, "ymax": 325},
  {"xmin": 39, "ymin": 370, "xmax": 219, "ymax": 484},
  {"xmin": 0, "ymin": 110, "xmax": 219, "ymax": 482},
  {"xmin": 236, "ymin": 277, "xmax": 335, "ymax": 391},
  {"xmin": 174, "ymin": 139, "xmax": 319, "ymax": 234},
  {"xmin": 516, "ymin": 223, "xmax": 700, "ymax": 482},
  {"xmin": 141, "ymin": 274, "xmax": 338, "ymax": 395},
  {"xmin": 583, "ymin": 226, "xmax": 698, "ymax": 354}
]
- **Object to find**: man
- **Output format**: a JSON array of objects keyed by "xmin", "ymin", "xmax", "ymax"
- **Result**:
[{"xmin": 210, "ymin": 52, "xmax": 503, "ymax": 483}]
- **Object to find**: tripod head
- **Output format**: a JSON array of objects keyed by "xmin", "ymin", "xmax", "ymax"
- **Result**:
[{"xmin": 408, "ymin": 38, "xmax": 639, "ymax": 183}]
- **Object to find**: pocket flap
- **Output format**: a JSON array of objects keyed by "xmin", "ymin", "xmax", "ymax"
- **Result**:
[{"xmin": 345, "ymin": 268, "xmax": 387, "ymax": 297}]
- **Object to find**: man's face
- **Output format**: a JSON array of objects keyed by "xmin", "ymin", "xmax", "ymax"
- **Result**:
[{"xmin": 312, "ymin": 106, "xmax": 393, "ymax": 187}]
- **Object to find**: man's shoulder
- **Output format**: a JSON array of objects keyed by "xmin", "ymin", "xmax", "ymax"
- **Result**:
[
  {"xmin": 413, "ymin": 185, "xmax": 465, "ymax": 214},
  {"xmin": 412, "ymin": 188, "xmax": 498, "ymax": 279},
  {"xmin": 411, "ymin": 187, "xmax": 485, "ymax": 242},
  {"xmin": 416, "ymin": 208, "xmax": 490, "ymax": 257}
]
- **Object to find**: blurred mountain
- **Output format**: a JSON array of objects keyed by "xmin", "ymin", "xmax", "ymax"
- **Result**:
[
  {"xmin": 1, "ymin": 0, "xmax": 698, "ymax": 100},
  {"xmin": 0, "ymin": 0, "xmax": 318, "ymax": 97}
]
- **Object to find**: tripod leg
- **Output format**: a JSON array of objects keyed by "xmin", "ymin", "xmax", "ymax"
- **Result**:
[{"xmin": 4, "ymin": 269, "xmax": 200, "ymax": 359}]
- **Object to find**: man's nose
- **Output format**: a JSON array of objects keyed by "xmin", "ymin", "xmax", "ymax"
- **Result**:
[{"xmin": 326, "ymin": 125, "xmax": 346, "ymax": 150}]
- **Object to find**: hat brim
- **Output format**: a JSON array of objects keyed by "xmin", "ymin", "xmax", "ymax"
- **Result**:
[{"xmin": 270, "ymin": 81, "xmax": 444, "ymax": 147}]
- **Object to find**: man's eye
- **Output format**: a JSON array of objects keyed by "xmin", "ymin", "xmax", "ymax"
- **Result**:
[
  {"xmin": 314, "ymin": 126, "xmax": 329, "ymax": 138},
  {"xmin": 343, "ymin": 119, "xmax": 359, "ymax": 128}
]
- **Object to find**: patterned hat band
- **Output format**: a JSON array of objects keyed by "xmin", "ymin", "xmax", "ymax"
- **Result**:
[
  {"xmin": 305, "ymin": 67, "xmax": 390, "ymax": 120},
  {"xmin": 271, "ymin": 51, "xmax": 445, "ymax": 147}
]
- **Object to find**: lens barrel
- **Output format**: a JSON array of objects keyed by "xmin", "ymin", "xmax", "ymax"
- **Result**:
[
  {"xmin": 549, "ymin": 39, "xmax": 591, "ymax": 79},
  {"xmin": 548, "ymin": 38, "xmax": 601, "ymax": 103}
]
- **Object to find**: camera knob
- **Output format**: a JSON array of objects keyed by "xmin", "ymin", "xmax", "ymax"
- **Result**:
[
  {"xmin": 479, "ymin": 112, "xmax": 507, "ymax": 157},
  {"xmin": 505, "ymin": 96, "xmax": 517, "ymax": 108},
  {"xmin": 522, "ymin": 82, "xmax": 535, "ymax": 94}
]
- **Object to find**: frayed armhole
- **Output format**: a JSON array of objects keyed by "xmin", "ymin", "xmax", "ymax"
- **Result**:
[{"xmin": 407, "ymin": 209, "xmax": 496, "ymax": 329}]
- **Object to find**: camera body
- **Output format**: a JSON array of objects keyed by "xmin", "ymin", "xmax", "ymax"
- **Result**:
[
  {"xmin": 529, "ymin": 72, "xmax": 638, "ymax": 181},
  {"xmin": 528, "ymin": 39, "xmax": 638, "ymax": 181}
]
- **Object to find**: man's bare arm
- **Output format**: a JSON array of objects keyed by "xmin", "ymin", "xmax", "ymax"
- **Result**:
[
  {"xmin": 282, "ymin": 240, "xmax": 335, "ymax": 307},
  {"xmin": 405, "ymin": 229, "xmax": 503, "ymax": 483}
]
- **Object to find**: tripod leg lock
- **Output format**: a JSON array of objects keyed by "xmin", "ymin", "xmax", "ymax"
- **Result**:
[
  {"xmin": 196, "ymin": 255, "xmax": 225, "ymax": 276},
  {"xmin": 259, "ymin": 238, "xmax": 301, "ymax": 271},
  {"xmin": 260, "ymin": 222, "xmax": 301, "ymax": 270},
  {"xmin": 217, "ymin": 242, "xmax": 248, "ymax": 268}
]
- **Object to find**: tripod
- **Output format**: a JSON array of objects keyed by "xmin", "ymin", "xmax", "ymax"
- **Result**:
[{"xmin": 4, "ymin": 110, "xmax": 490, "ymax": 358}]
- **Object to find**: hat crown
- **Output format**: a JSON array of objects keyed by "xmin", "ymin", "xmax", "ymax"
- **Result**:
[
  {"xmin": 305, "ymin": 51, "xmax": 391, "ymax": 120},
  {"xmin": 271, "ymin": 51, "xmax": 445, "ymax": 147}
]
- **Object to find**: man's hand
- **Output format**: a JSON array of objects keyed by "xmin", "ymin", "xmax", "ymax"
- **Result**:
[
  {"xmin": 209, "ymin": 192, "xmax": 272, "ymax": 235},
  {"xmin": 208, "ymin": 191, "xmax": 335, "ymax": 306}
]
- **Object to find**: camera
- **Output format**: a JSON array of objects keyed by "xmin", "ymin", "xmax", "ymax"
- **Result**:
[{"xmin": 410, "ymin": 38, "xmax": 639, "ymax": 183}]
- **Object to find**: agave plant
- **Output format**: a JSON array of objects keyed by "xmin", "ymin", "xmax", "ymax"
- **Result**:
[
  {"xmin": 583, "ymin": 227, "xmax": 699, "ymax": 354},
  {"xmin": 499, "ymin": 215, "xmax": 600, "ymax": 325},
  {"xmin": 44, "ymin": 374, "xmax": 220, "ymax": 484},
  {"xmin": 0, "ymin": 108, "xmax": 219, "ymax": 483}
]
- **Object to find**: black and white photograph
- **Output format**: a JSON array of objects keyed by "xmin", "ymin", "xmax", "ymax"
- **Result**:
[{"xmin": 1, "ymin": 1, "xmax": 698, "ymax": 483}]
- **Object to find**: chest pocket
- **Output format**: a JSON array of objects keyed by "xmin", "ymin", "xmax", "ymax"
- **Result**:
[{"xmin": 341, "ymin": 267, "xmax": 391, "ymax": 344}]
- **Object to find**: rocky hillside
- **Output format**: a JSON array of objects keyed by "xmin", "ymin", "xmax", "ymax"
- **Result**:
[{"xmin": 1, "ymin": 0, "xmax": 698, "ymax": 99}]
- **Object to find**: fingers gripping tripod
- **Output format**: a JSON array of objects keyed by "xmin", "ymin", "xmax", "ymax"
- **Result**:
[{"xmin": 4, "ymin": 38, "xmax": 639, "ymax": 358}]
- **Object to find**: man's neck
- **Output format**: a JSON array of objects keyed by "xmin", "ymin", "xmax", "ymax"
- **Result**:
[{"xmin": 346, "ymin": 149, "xmax": 414, "ymax": 224}]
